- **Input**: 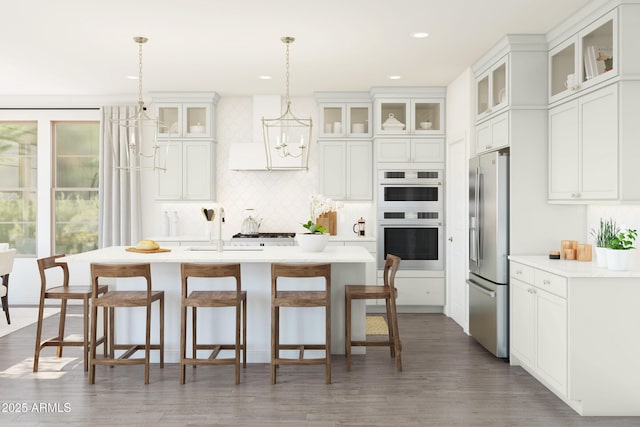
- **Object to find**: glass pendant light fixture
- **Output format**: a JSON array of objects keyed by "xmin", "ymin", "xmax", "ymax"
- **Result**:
[
  {"xmin": 109, "ymin": 36, "xmax": 167, "ymax": 171},
  {"xmin": 262, "ymin": 36, "xmax": 312, "ymax": 170}
]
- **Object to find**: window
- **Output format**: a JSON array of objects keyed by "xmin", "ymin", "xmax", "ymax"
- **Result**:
[
  {"xmin": 52, "ymin": 122, "xmax": 99, "ymax": 254},
  {"xmin": 0, "ymin": 122, "xmax": 37, "ymax": 255}
]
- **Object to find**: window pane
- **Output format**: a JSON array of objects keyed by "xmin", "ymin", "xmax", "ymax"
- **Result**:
[
  {"xmin": 0, "ymin": 191, "xmax": 37, "ymax": 254},
  {"xmin": 0, "ymin": 122, "xmax": 38, "ymax": 256},
  {"xmin": 55, "ymin": 122, "xmax": 99, "ymax": 188},
  {"xmin": 54, "ymin": 190, "xmax": 99, "ymax": 254},
  {"xmin": 0, "ymin": 122, "xmax": 37, "ymax": 188}
]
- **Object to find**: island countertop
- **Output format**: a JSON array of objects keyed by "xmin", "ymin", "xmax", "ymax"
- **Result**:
[{"xmin": 59, "ymin": 245, "xmax": 375, "ymax": 264}]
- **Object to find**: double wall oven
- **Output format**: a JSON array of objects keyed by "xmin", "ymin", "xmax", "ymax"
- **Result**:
[{"xmin": 377, "ymin": 169, "xmax": 444, "ymax": 270}]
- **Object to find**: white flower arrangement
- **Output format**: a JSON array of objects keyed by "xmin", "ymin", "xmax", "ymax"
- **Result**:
[{"xmin": 302, "ymin": 193, "xmax": 343, "ymax": 234}]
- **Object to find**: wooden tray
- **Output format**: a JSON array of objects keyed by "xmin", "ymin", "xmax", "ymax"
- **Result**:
[{"xmin": 125, "ymin": 247, "xmax": 171, "ymax": 254}]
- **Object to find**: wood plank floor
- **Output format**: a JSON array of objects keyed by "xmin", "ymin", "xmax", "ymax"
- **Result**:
[{"xmin": 0, "ymin": 309, "xmax": 636, "ymax": 426}]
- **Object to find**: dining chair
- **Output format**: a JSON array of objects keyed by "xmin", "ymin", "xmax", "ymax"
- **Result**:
[
  {"xmin": 271, "ymin": 263, "xmax": 331, "ymax": 384},
  {"xmin": 180, "ymin": 263, "xmax": 246, "ymax": 384},
  {"xmin": 89, "ymin": 263, "xmax": 164, "ymax": 385},
  {"xmin": 0, "ymin": 248, "xmax": 16, "ymax": 324},
  {"xmin": 345, "ymin": 254, "xmax": 402, "ymax": 371},
  {"xmin": 33, "ymin": 254, "xmax": 108, "ymax": 372}
]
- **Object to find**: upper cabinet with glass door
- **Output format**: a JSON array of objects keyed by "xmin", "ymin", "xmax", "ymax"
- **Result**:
[
  {"xmin": 370, "ymin": 88, "xmax": 446, "ymax": 136},
  {"xmin": 318, "ymin": 103, "xmax": 372, "ymax": 138},
  {"xmin": 156, "ymin": 103, "xmax": 212, "ymax": 138},
  {"xmin": 549, "ymin": 10, "xmax": 616, "ymax": 104},
  {"xmin": 476, "ymin": 57, "xmax": 508, "ymax": 121}
]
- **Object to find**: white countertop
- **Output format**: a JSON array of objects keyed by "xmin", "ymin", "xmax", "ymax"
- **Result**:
[
  {"xmin": 509, "ymin": 255, "xmax": 640, "ymax": 278},
  {"xmin": 150, "ymin": 235, "xmax": 376, "ymax": 243},
  {"xmin": 59, "ymin": 245, "xmax": 375, "ymax": 264}
]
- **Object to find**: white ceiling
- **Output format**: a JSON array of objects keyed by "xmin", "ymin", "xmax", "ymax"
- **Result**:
[{"xmin": 2, "ymin": 0, "xmax": 590, "ymax": 98}]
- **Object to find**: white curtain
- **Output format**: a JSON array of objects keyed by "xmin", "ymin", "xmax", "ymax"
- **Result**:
[{"xmin": 99, "ymin": 106, "xmax": 142, "ymax": 247}]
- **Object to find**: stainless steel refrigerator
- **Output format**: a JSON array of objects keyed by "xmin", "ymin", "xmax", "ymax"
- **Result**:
[{"xmin": 467, "ymin": 149, "xmax": 509, "ymax": 358}]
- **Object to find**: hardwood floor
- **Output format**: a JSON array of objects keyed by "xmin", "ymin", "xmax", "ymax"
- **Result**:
[{"xmin": 0, "ymin": 309, "xmax": 636, "ymax": 426}]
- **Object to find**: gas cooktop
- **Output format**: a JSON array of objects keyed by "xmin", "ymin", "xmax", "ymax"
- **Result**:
[{"xmin": 231, "ymin": 232, "xmax": 296, "ymax": 239}]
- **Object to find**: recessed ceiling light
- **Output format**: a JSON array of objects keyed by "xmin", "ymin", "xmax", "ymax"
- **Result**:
[
  {"xmin": 388, "ymin": 75, "xmax": 401, "ymax": 80},
  {"xmin": 126, "ymin": 75, "xmax": 138, "ymax": 80},
  {"xmin": 259, "ymin": 75, "xmax": 272, "ymax": 80},
  {"xmin": 412, "ymin": 32, "xmax": 430, "ymax": 39}
]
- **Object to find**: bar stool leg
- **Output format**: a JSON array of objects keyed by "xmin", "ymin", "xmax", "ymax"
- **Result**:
[
  {"xmin": 385, "ymin": 297, "xmax": 395, "ymax": 358},
  {"xmin": 235, "ymin": 300, "xmax": 241, "ymax": 385},
  {"xmin": 270, "ymin": 304, "xmax": 277, "ymax": 384},
  {"xmin": 89, "ymin": 301, "xmax": 98, "ymax": 384},
  {"xmin": 192, "ymin": 307, "xmax": 197, "ymax": 368},
  {"xmin": 83, "ymin": 297, "xmax": 89, "ymax": 371},
  {"xmin": 345, "ymin": 292, "xmax": 352, "ymax": 371},
  {"xmin": 109, "ymin": 307, "xmax": 115, "ymax": 367},
  {"xmin": 144, "ymin": 304, "xmax": 151, "ymax": 385},
  {"xmin": 33, "ymin": 293, "xmax": 46, "ymax": 372},
  {"xmin": 159, "ymin": 296, "xmax": 164, "ymax": 368},
  {"xmin": 57, "ymin": 299, "xmax": 68, "ymax": 357},
  {"xmin": 325, "ymin": 291, "xmax": 331, "ymax": 385}
]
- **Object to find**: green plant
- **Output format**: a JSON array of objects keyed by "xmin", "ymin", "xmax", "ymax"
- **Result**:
[
  {"xmin": 590, "ymin": 218, "xmax": 619, "ymax": 248},
  {"xmin": 301, "ymin": 220, "xmax": 327, "ymax": 234},
  {"xmin": 607, "ymin": 229, "xmax": 637, "ymax": 250}
]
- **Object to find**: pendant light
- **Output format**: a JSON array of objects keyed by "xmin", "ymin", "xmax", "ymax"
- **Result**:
[{"xmin": 261, "ymin": 36, "xmax": 312, "ymax": 170}]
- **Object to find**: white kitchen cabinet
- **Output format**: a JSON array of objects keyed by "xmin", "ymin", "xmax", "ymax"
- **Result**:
[
  {"xmin": 151, "ymin": 92, "xmax": 219, "ymax": 201},
  {"xmin": 319, "ymin": 140, "xmax": 372, "ymax": 201},
  {"xmin": 156, "ymin": 141, "xmax": 214, "ymax": 201},
  {"xmin": 548, "ymin": 84, "xmax": 618, "ymax": 201},
  {"xmin": 373, "ymin": 97, "xmax": 444, "ymax": 136},
  {"xmin": 156, "ymin": 102, "xmax": 213, "ymax": 138},
  {"xmin": 548, "ymin": 10, "xmax": 616, "ymax": 104},
  {"xmin": 476, "ymin": 55, "xmax": 508, "ymax": 121},
  {"xmin": 376, "ymin": 138, "xmax": 444, "ymax": 163},
  {"xmin": 318, "ymin": 102, "xmax": 372, "ymax": 138},
  {"xmin": 510, "ymin": 262, "xmax": 567, "ymax": 398},
  {"xmin": 475, "ymin": 112, "xmax": 508, "ymax": 154},
  {"xmin": 376, "ymin": 270, "xmax": 444, "ymax": 309}
]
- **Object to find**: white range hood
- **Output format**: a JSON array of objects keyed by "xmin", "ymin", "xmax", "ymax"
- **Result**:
[{"xmin": 228, "ymin": 95, "xmax": 309, "ymax": 171}]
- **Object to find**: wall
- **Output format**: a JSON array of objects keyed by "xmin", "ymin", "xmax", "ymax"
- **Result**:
[
  {"xmin": 444, "ymin": 67, "xmax": 474, "ymax": 331},
  {"xmin": 142, "ymin": 96, "xmax": 375, "ymax": 241}
]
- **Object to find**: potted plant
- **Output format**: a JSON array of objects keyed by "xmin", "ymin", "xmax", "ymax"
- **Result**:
[
  {"xmin": 296, "ymin": 194, "xmax": 341, "ymax": 252},
  {"xmin": 590, "ymin": 218, "xmax": 619, "ymax": 267},
  {"xmin": 606, "ymin": 228, "xmax": 637, "ymax": 271}
]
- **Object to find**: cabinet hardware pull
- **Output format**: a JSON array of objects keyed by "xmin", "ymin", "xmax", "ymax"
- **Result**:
[
  {"xmin": 543, "ymin": 279, "xmax": 551, "ymax": 285},
  {"xmin": 516, "ymin": 270, "xmax": 522, "ymax": 275}
]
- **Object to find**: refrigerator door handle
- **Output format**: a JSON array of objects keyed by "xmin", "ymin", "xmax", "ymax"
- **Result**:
[
  {"xmin": 475, "ymin": 167, "xmax": 481, "ymax": 267},
  {"xmin": 467, "ymin": 279, "xmax": 496, "ymax": 298}
]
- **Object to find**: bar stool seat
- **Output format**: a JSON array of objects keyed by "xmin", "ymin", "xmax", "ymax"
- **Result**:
[
  {"xmin": 271, "ymin": 263, "xmax": 331, "ymax": 384},
  {"xmin": 89, "ymin": 263, "xmax": 164, "ymax": 385},
  {"xmin": 180, "ymin": 263, "xmax": 246, "ymax": 385},
  {"xmin": 345, "ymin": 254, "xmax": 402, "ymax": 371},
  {"xmin": 33, "ymin": 254, "xmax": 108, "ymax": 372}
]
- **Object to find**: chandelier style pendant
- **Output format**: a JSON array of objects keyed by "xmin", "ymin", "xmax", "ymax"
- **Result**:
[
  {"xmin": 262, "ymin": 36, "xmax": 312, "ymax": 170},
  {"xmin": 109, "ymin": 36, "xmax": 167, "ymax": 172}
]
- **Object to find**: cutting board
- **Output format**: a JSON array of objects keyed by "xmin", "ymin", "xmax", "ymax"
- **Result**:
[{"xmin": 125, "ymin": 247, "xmax": 171, "ymax": 254}]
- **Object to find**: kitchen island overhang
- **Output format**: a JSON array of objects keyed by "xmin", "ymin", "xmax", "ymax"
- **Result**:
[{"xmin": 60, "ymin": 246, "xmax": 375, "ymax": 364}]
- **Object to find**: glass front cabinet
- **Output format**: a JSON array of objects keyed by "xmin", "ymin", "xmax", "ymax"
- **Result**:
[
  {"xmin": 373, "ymin": 97, "xmax": 444, "ymax": 136},
  {"xmin": 318, "ymin": 102, "xmax": 372, "ymax": 138},
  {"xmin": 549, "ymin": 10, "xmax": 616, "ymax": 104},
  {"xmin": 476, "ymin": 57, "xmax": 508, "ymax": 121},
  {"xmin": 156, "ymin": 103, "xmax": 213, "ymax": 138}
]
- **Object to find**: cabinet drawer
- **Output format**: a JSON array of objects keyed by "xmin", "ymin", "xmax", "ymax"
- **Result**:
[
  {"xmin": 511, "ymin": 262, "xmax": 534, "ymax": 284},
  {"xmin": 534, "ymin": 270, "xmax": 567, "ymax": 299}
]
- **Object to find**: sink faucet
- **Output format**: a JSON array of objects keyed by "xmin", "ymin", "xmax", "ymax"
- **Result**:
[{"xmin": 217, "ymin": 207, "xmax": 225, "ymax": 252}]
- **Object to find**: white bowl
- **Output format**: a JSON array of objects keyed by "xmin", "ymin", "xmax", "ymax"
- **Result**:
[
  {"xmin": 190, "ymin": 125, "xmax": 205, "ymax": 134},
  {"xmin": 419, "ymin": 122, "xmax": 432, "ymax": 130},
  {"xmin": 295, "ymin": 233, "xmax": 329, "ymax": 252}
]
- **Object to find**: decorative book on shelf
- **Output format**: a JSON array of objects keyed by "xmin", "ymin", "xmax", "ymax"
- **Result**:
[
  {"xmin": 316, "ymin": 211, "xmax": 337, "ymax": 235},
  {"xmin": 584, "ymin": 45, "xmax": 613, "ymax": 80}
]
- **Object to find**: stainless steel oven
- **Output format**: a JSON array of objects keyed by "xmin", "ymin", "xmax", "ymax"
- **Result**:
[
  {"xmin": 378, "ymin": 169, "xmax": 443, "ymax": 210},
  {"xmin": 377, "ymin": 169, "xmax": 444, "ymax": 270}
]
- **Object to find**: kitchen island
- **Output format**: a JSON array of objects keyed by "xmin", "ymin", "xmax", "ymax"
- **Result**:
[
  {"xmin": 60, "ymin": 245, "xmax": 375, "ymax": 364},
  {"xmin": 509, "ymin": 255, "xmax": 640, "ymax": 416}
]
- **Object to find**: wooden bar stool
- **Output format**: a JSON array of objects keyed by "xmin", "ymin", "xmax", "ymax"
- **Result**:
[
  {"xmin": 345, "ymin": 254, "xmax": 402, "ymax": 371},
  {"xmin": 271, "ymin": 263, "xmax": 331, "ymax": 384},
  {"xmin": 33, "ymin": 254, "xmax": 108, "ymax": 372},
  {"xmin": 180, "ymin": 263, "xmax": 246, "ymax": 385},
  {"xmin": 89, "ymin": 263, "xmax": 164, "ymax": 385},
  {"xmin": 0, "ymin": 248, "xmax": 16, "ymax": 324}
]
